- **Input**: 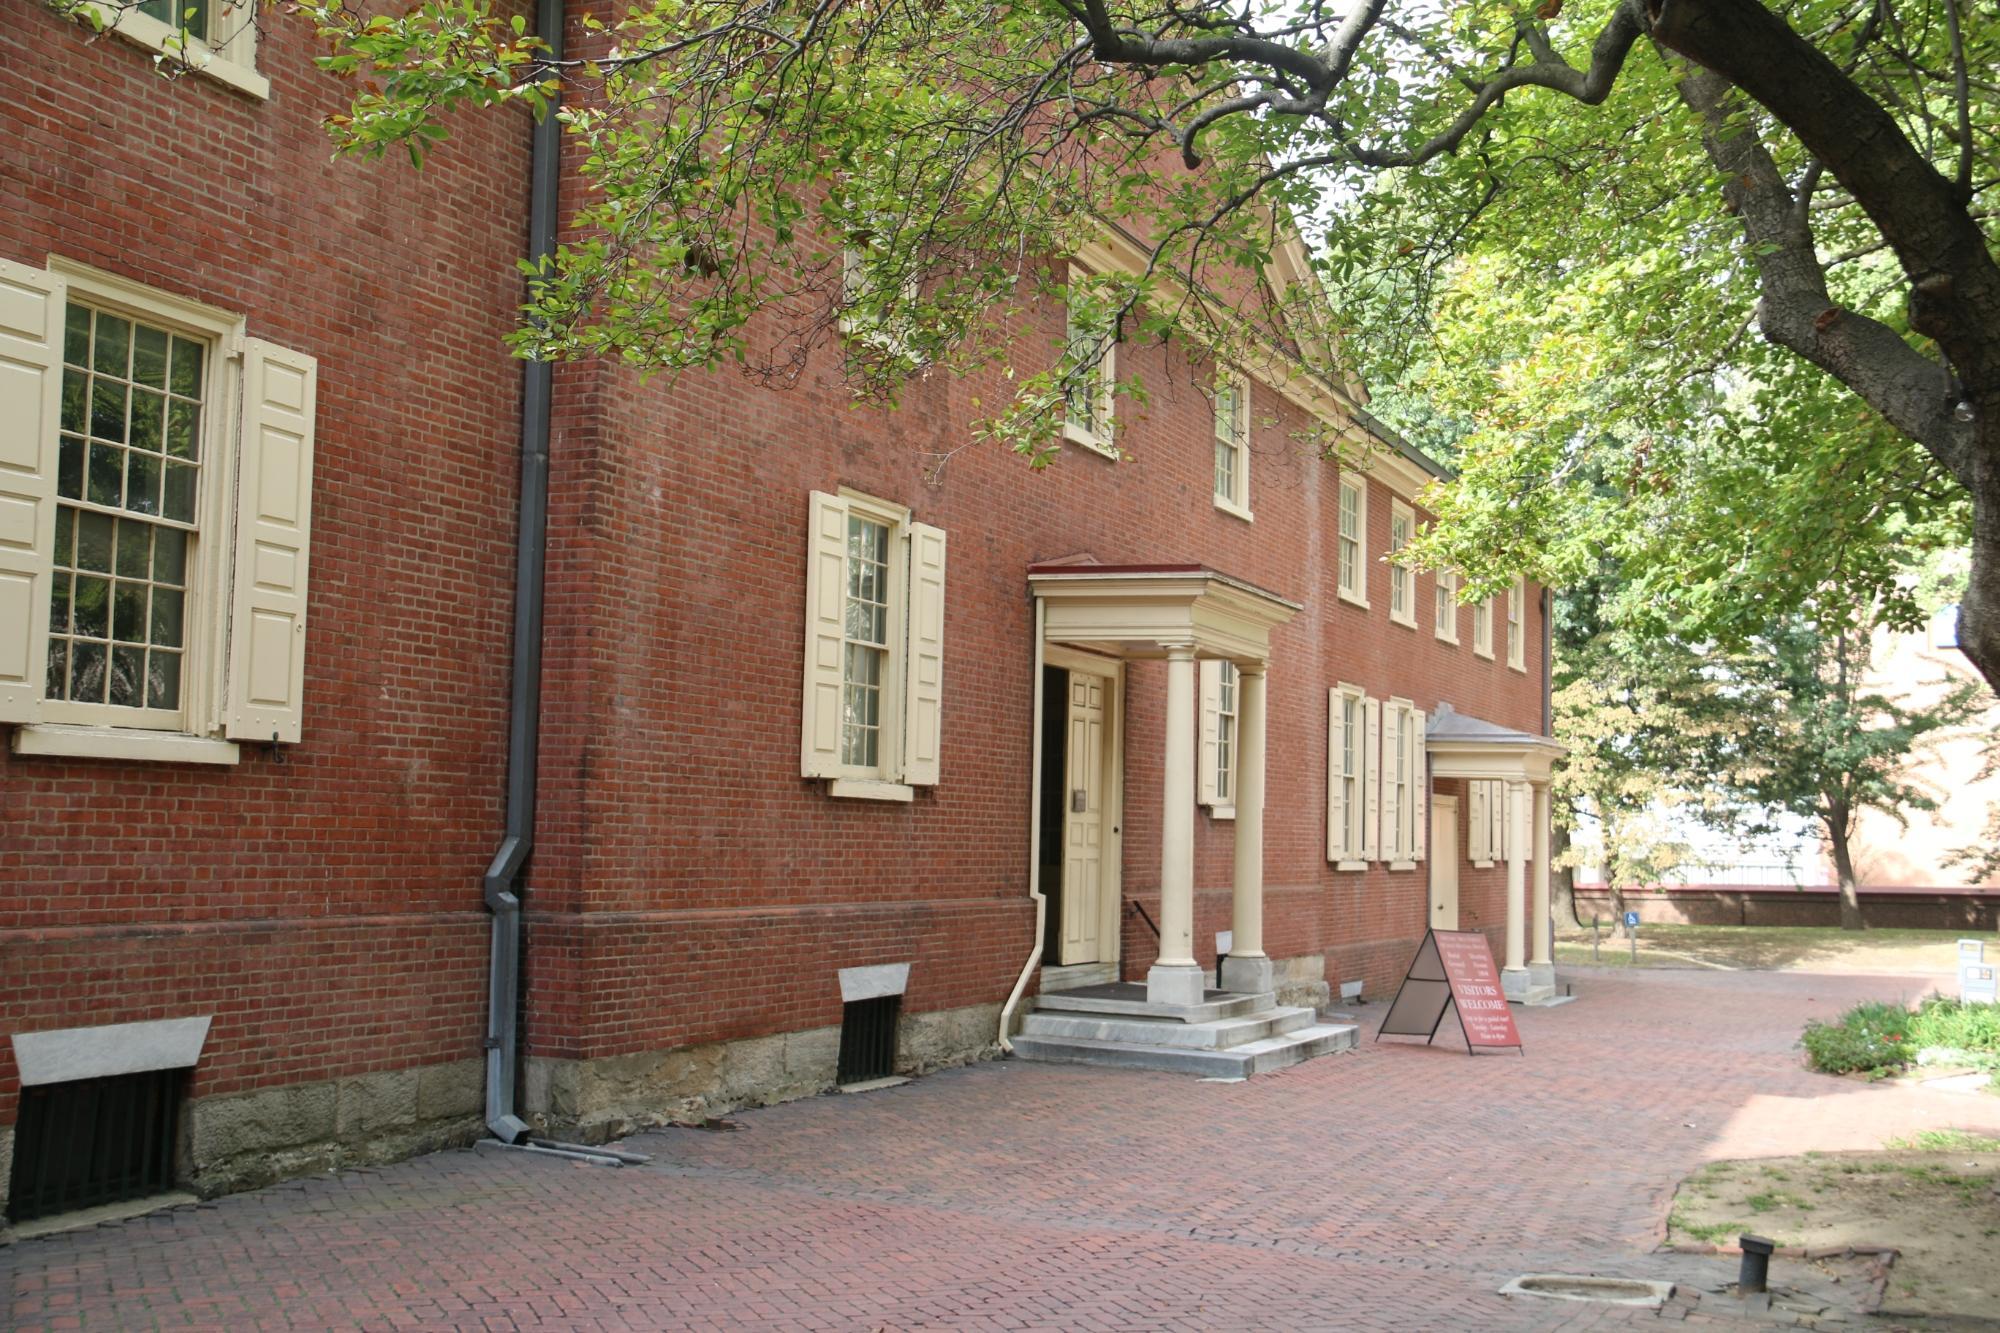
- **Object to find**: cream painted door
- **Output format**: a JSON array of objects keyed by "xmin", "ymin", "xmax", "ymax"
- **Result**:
[
  {"xmin": 1430, "ymin": 796, "xmax": 1460, "ymax": 930},
  {"xmin": 1060, "ymin": 672, "xmax": 1108, "ymax": 964}
]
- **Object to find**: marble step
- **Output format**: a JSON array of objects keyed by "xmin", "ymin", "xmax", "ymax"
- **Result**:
[
  {"xmin": 1009, "ymin": 1022, "xmax": 1359, "ymax": 1078},
  {"xmin": 1018, "ymin": 1005, "xmax": 1317, "ymax": 1051},
  {"xmin": 1031, "ymin": 985, "xmax": 1277, "ymax": 1024}
]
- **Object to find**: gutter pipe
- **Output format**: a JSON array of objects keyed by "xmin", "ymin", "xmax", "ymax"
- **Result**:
[
  {"xmin": 998, "ymin": 597, "xmax": 1049, "ymax": 1052},
  {"xmin": 481, "ymin": 0, "xmax": 564, "ymax": 1146}
]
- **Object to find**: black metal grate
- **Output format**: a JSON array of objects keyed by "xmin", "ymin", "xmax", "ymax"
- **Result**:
[
  {"xmin": 7, "ymin": 1067, "xmax": 185, "ymax": 1223},
  {"xmin": 836, "ymin": 994, "xmax": 901, "ymax": 1085}
]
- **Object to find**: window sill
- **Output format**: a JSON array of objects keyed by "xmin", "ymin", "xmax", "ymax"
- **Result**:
[
  {"xmin": 828, "ymin": 778, "xmax": 915, "ymax": 803},
  {"xmin": 1390, "ymin": 860, "xmax": 1417, "ymax": 872},
  {"xmin": 1474, "ymin": 648, "xmax": 1495, "ymax": 661},
  {"xmin": 1213, "ymin": 496, "xmax": 1254, "ymax": 524},
  {"xmin": 1390, "ymin": 611, "xmax": 1417, "ymax": 629},
  {"xmin": 85, "ymin": 5, "xmax": 271, "ymax": 100},
  {"xmin": 1473, "ymin": 859, "xmax": 1496, "ymax": 869},
  {"xmin": 1063, "ymin": 422, "xmax": 1118, "ymax": 459},
  {"xmin": 1337, "ymin": 590, "xmax": 1371, "ymax": 611},
  {"xmin": 12, "ymin": 723, "xmax": 241, "ymax": 766},
  {"xmin": 1509, "ymin": 660, "xmax": 1527, "ymax": 673},
  {"xmin": 1205, "ymin": 803, "xmax": 1236, "ymax": 821},
  {"xmin": 1435, "ymin": 633, "xmax": 1459, "ymax": 647},
  {"xmin": 1333, "ymin": 859, "xmax": 1368, "ymax": 872}
]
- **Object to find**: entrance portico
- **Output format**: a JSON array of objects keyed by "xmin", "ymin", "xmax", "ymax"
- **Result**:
[
  {"xmin": 1029, "ymin": 564, "xmax": 1300, "ymax": 1008},
  {"xmin": 1425, "ymin": 703, "xmax": 1564, "ymax": 1004}
]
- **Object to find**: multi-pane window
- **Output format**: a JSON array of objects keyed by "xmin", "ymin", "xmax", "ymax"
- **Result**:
[
  {"xmin": 48, "ymin": 305, "xmax": 204, "ymax": 717},
  {"xmin": 1215, "ymin": 661, "xmax": 1237, "ymax": 804},
  {"xmin": 801, "ymin": 489, "xmax": 948, "ymax": 793},
  {"xmin": 1473, "ymin": 595, "xmax": 1494, "ymax": 658},
  {"xmin": 1063, "ymin": 268, "xmax": 1115, "ymax": 455},
  {"xmin": 1507, "ymin": 577, "xmax": 1525, "ymax": 670},
  {"xmin": 1213, "ymin": 372, "xmax": 1249, "ymax": 514},
  {"xmin": 138, "ymin": 0, "xmax": 211, "ymax": 33},
  {"xmin": 1435, "ymin": 569, "xmax": 1459, "ymax": 643},
  {"xmin": 840, "ymin": 515, "xmax": 892, "ymax": 769},
  {"xmin": 65, "ymin": 0, "xmax": 268, "ymax": 99},
  {"xmin": 1337, "ymin": 477, "xmax": 1365, "ymax": 602},
  {"xmin": 1327, "ymin": 684, "xmax": 1372, "ymax": 865},
  {"xmin": 839, "ymin": 243, "xmax": 919, "ymax": 357},
  {"xmin": 1388, "ymin": 502, "xmax": 1414, "ymax": 625}
]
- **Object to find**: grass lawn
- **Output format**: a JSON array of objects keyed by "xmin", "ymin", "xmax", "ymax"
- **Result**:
[{"xmin": 1553, "ymin": 922, "xmax": 1992, "ymax": 975}]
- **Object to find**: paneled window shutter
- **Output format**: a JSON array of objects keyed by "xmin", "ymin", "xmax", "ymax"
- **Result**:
[
  {"xmin": 0, "ymin": 260, "xmax": 63, "ymax": 724},
  {"xmin": 1362, "ymin": 696, "xmax": 1381, "ymax": 861},
  {"xmin": 1411, "ymin": 710, "xmax": 1428, "ymax": 861},
  {"xmin": 1469, "ymin": 782, "xmax": 1489, "ymax": 861},
  {"xmin": 224, "ymin": 339, "xmax": 317, "ymax": 743},
  {"xmin": 1325, "ymin": 688, "xmax": 1346, "ymax": 861},
  {"xmin": 901, "ymin": 521, "xmax": 946, "ymax": 786},
  {"xmin": 1198, "ymin": 659, "xmax": 1221, "ymax": 807},
  {"xmin": 1381, "ymin": 706, "xmax": 1402, "ymax": 859},
  {"xmin": 800, "ymin": 491, "xmax": 847, "ymax": 778}
]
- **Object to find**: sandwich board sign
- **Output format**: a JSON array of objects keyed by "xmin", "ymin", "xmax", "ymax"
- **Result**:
[{"xmin": 1378, "ymin": 929, "xmax": 1523, "ymax": 1055}]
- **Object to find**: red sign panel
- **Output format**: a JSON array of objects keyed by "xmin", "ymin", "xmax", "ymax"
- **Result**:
[
  {"xmin": 1432, "ymin": 930, "xmax": 1521, "ymax": 1049},
  {"xmin": 1378, "ymin": 929, "xmax": 1523, "ymax": 1053}
]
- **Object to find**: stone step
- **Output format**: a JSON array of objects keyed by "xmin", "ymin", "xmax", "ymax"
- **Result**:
[
  {"xmin": 1018, "ymin": 1005, "xmax": 1317, "ymax": 1050},
  {"xmin": 1031, "ymin": 985, "xmax": 1276, "ymax": 1024},
  {"xmin": 1009, "ymin": 1023, "xmax": 1359, "ymax": 1078}
]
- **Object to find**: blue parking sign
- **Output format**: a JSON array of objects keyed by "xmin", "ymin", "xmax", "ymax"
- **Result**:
[{"xmin": 1623, "ymin": 911, "xmax": 1640, "ymax": 929}]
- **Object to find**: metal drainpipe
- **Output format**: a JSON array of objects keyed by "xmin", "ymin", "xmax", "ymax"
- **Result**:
[
  {"xmin": 998, "ymin": 597, "xmax": 1049, "ymax": 1052},
  {"xmin": 481, "ymin": 0, "xmax": 564, "ymax": 1146}
]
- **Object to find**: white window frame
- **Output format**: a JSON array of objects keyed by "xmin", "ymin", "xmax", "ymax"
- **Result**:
[
  {"xmin": 69, "ymin": 0, "xmax": 269, "ymax": 100},
  {"xmin": 1212, "ymin": 369, "xmax": 1252, "ymax": 521},
  {"xmin": 5, "ymin": 257, "xmax": 316, "ymax": 766},
  {"xmin": 1326, "ymin": 682, "xmax": 1374, "ymax": 868},
  {"xmin": 1336, "ymin": 475, "xmax": 1368, "ymax": 608},
  {"xmin": 1062, "ymin": 265, "xmax": 1117, "ymax": 458},
  {"xmin": 838, "ymin": 243, "xmax": 920, "ymax": 359},
  {"xmin": 1507, "ymin": 577, "xmax": 1526, "ymax": 671},
  {"xmin": 1434, "ymin": 569, "xmax": 1460, "ymax": 644},
  {"xmin": 799, "ymin": 488, "xmax": 946, "ymax": 800},
  {"xmin": 1201, "ymin": 659, "xmax": 1239, "ymax": 816},
  {"xmin": 1473, "ymin": 595, "xmax": 1494, "ymax": 659},
  {"xmin": 1387, "ymin": 500, "xmax": 1415, "ymax": 627}
]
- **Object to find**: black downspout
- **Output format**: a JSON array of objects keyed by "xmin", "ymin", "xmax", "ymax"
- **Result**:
[{"xmin": 483, "ymin": 0, "xmax": 564, "ymax": 1145}]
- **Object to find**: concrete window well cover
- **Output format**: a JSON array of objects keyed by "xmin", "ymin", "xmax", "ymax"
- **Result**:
[{"xmin": 1499, "ymin": 1275, "xmax": 1675, "ymax": 1309}]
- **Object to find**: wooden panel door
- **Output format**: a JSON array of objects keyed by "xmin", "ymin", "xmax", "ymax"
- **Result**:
[
  {"xmin": 1060, "ymin": 672, "xmax": 1108, "ymax": 963},
  {"xmin": 1431, "ymin": 796, "xmax": 1460, "ymax": 929}
]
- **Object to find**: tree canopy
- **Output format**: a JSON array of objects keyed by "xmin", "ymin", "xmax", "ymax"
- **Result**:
[{"xmin": 72, "ymin": 0, "xmax": 2000, "ymax": 687}]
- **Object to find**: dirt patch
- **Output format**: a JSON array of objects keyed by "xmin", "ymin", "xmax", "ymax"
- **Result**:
[
  {"xmin": 1666, "ymin": 1142, "xmax": 2000, "ymax": 1321},
  {"xmin": 1555, "ymin": 924, "xmax": 1989, "ymax": 975}
]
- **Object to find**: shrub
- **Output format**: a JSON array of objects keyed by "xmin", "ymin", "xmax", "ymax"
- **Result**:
[{"xmin": 1802, "ymin": 995, "xmax": 2000, "ymax": 1077}]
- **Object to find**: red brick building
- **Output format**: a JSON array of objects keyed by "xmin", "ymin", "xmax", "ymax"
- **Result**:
[{"xmin": 0, "ymin": 1, "xmax": 1558, "ymax": 1227}]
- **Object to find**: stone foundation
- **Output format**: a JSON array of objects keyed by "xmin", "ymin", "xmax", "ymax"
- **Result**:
[
  {"xmin": 525, "ymin": 1001, "xmax": 1003, "ymax": 1144},
  {"xmin": 0, "ymin": 1058, "xmax": 483, "ymax": 1239},
  {"xmin": 1270, "ymin": 953, "xmax": 1332, "ymax": 1012}
]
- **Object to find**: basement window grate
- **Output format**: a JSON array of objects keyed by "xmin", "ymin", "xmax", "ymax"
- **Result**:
[
  {"xmin": 6, "ymin": 1067, "xmax": 185, "ymax": 1223},
  {"xmin": 837, "ymin": 994, "xmax": 901, "ymax": 1085}
]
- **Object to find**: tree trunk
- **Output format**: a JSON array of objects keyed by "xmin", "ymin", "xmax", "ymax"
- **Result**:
[
  {"xmin": 1552, "ymin": 820, "xmax": 1581, "ymax": 927},
  {"xmin": 1826, "ymin": 818, "xmax": 1865, "ymax": 932}
]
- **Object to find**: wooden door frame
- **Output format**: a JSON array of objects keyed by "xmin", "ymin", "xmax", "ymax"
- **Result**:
[{"xmin": 1045, "ymin": 645, "xmax": 1125, "ymax": 968}]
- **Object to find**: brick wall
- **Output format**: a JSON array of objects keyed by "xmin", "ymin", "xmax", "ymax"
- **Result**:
[{"xmin": 0, "ymin": 9, "xmax": 530, "ymax": 1131}]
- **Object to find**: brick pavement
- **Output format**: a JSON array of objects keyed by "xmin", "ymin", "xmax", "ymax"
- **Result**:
[{"xmin": 8, "ymin": 964, "xmax": 2000, "ymax": 1331}]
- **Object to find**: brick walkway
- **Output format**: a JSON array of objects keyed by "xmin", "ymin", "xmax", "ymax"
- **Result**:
[{"xmin": 9, "ymin": 964, "xmax": 2000, "ymax": 1330}]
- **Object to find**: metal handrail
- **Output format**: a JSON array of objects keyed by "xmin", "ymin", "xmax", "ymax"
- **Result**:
[{"xmin": 1125, "ymin": 898, "xmax": 1161, "ymax": 940}]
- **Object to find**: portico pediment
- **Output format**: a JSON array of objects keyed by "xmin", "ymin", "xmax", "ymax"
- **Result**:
[
  {"xmin": 1029, "ymin": 563, "xmax": 1300, "ymax": 665},
  {"xmin": 1425, "ymin": 701, "xmax": 1563, "ymax": 784}
]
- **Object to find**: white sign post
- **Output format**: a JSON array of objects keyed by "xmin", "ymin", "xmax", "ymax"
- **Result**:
[{"xmin": 1960, "ymin": 939, "xmax": 1996, "ymax": 1005}]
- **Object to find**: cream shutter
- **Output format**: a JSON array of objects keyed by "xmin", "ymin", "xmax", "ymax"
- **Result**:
[
  {"xmin": 224, "ymin": 339, "xmax": 316, "ymax": 743},
  {"xmin": 1325, "ymin": 688, "xmax": 1347, "ymax": 861},
  {"xmin": 1411, "ymin": 709, "xmax": 1428, "ymax": 861},
  {"xmin": 1381, "ymin": 705, "xmax": 1402, "ymax": 860},
  {"xmin": 1198, "ymin": 659, "xmax": 1221, "ymax": 807},
  {"xmin": 1497, "ymin": 784, "xmax": 1511, "ymax": 860},
  {"xmin": 800, "ymin": 491, "xmax": 848, "ymax": 778},
  {"xmin": 1469, "ymin": 782, "xmax": 1489, "ymax": 861},
  {"xmin": 901, "ymin": 520, "xmax": 946, "ymax": 786},
  {"xmin": 1362, "ymin": 696, "xmax": 1381, "ymax": 861},
  {"xmin": 0, "ymin": 260, "xmax": 63, "ymax": 724}
]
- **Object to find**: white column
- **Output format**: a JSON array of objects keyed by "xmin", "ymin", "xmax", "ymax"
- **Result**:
[
  {"xmin": 1149, "ymin": 644, "xmax": 1206, "ymax": 1007},
  {"xmin": 1502, "ymin": 777, "xmax": 1529, "ymax": 997},
  {"xmin": 1221, "ymin": 662, "xmax": 1271, "ymax": 995},
  {"xmin": 1531, "ymin": 782, "xmax": 1553, "ymax": 968}
]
